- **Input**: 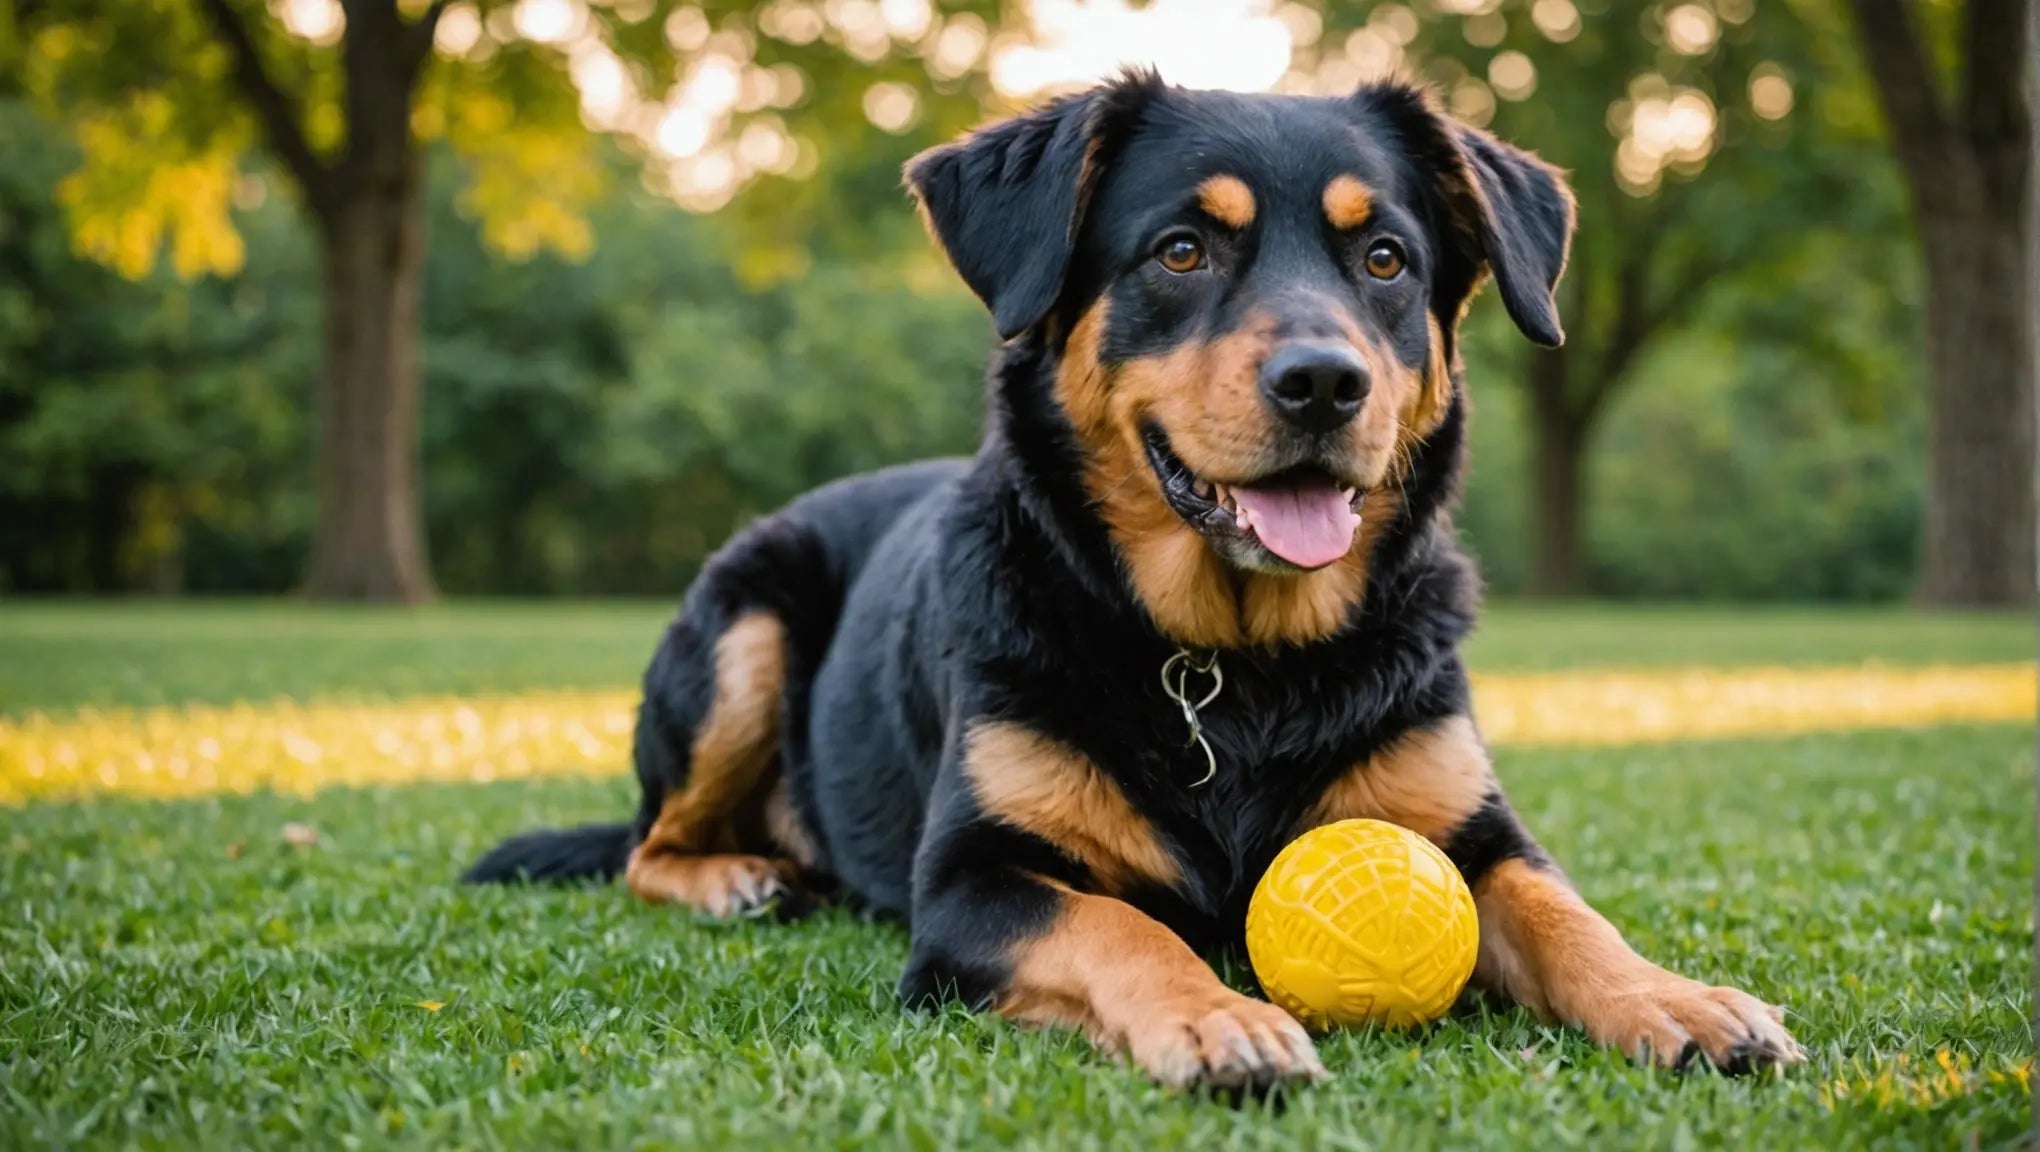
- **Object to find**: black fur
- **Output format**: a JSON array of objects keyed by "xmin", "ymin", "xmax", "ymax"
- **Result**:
[
  {"xmin": 462, "ymin": 822, "xmax": 632, "ymax": 884},
  {"xmin": 904, "ymin": 73, "xmax": 1163, "ymax": 340},
  {"xmin": 1365, "ymin": 84, "xmax": 1575, "ymax": 348},
  {"xmin": 1441, "ymin": 793, "xmax": 1549, "ymax": 890},
  {"xmin": 467, "ymin": 75, "xmax": 1577, "ymax": 1023}
]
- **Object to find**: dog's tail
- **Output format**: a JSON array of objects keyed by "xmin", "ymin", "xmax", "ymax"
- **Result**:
[{"xmin": 462, "ymin": 822, "xmax": 634, "ymax": 885}]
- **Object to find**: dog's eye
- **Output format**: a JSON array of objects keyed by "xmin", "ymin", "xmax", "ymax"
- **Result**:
[
  {"xmin": 1364, "ymin": 240, "xmax": 1406, "ymax": 281},
  {"xmin": 1155, "ymin": 234, "xmax": 1207, "ymax": 274}
]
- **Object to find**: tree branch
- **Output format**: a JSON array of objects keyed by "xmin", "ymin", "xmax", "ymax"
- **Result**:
[
  {"xmin": 1583, "ymin": 252, "xmax": 1726, "ymax": 417},
  {"xmin": 401, "ymin": 0, "xmax": 451, "ymax": 79},
  {"xmin": 193, "ymin": 0, "xmax": 338, "ymax": 219},
  {"xmin": 1579, "ymin": 249, "xmax": 1656, "ymax": 420},
  {"xmin": 1566, "ymin": 192, "xmax": 1681, "ymax": 423},
  {"xmin": 1845, "ymin": 0, "xmax": 1964, "ymax": 214}
]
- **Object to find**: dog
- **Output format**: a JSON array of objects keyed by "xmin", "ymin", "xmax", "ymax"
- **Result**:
[{"xmin": 466, "ymin": 72, "xmax": 1805, "ymax": 1090}]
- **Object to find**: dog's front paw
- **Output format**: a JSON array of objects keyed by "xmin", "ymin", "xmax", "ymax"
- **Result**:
[
  {"xmin": 1587, "ymin": 971, "xmax": 1805, "ymax": 1073},
  {"xmin": 1126, "ymin": 991, "xmax": 1328, "ymax": 1091}
]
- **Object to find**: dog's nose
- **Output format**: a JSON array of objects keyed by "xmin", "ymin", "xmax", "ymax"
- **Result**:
[{"xmin": 1259, "ymin": 344, "xmax": 1368, "ymax": 434}]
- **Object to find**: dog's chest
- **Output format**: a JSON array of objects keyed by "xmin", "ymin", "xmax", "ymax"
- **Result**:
[{"xmin": 1108, "ymin": 667, "xmax": 1362, "ymax": 931}]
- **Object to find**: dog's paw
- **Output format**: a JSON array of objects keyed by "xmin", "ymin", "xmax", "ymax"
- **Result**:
[
  {"xmin": 627, "ymin": 852, "xmax": 794, "ymax": 918},
  {"xmin": 1589, "ymin": 972, "xmax": 1805, "ymax": 1074},
  {"xmin": 1127, "ymin": 991, "xmax": 1328, "ymax": 1091}
]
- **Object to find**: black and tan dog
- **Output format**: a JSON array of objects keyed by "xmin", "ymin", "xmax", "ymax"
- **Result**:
[{"xmin": 467, "ymin": 72, "xmax": 1804, "ymax": 1089}]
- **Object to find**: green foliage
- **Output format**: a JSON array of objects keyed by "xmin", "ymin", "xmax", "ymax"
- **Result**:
[
  {"xmin": 1309, "ymin": 0, "xmax": 1913, "ymax": 591},
  {"xmin": 1313, "ymin": 0, "xmax": 1896, "ymax": 348},
  {"xmin": 17, "ymin": 0, "xmax": 1003, "ymax": 277},
  {"xmin": 0, "ymin": 98, "xmax": 987, "ymax": 595},
  {"xmin": 1587, "ymin": 334, "xmax": 1924, "ymax": 601},
  {"xmin": 0, "ymin": 103, "xmax": 317, "ymax": 592},
  {"xmin": 419, "ymin": 187, "xmax": 987, "ymax": 594},
  {"xmin": 0, "ymin": 79, "xmax": 1935, "ymax": 601},
  {"xmin": 6, "ymin": 0, "xmax": 1951, "ymax": 603},
  {"xmin": 1454, "ymin": 223, "xmax": 1930, "ymax": 600}
]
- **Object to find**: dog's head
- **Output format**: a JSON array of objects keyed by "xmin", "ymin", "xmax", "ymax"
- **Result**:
[{"xmin": 909, "ymin": 73, "xmax": 1573, "ymax": 647}]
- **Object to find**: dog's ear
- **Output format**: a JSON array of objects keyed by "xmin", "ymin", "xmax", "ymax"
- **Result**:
[
  {"xmin": 906, "ymin": 72, "xmax": 1160, "ymax": 341},
  {"xmin": 1450, "ymin": 124, "xmax": 1574, "ymax": 346},
  {"xmin": 1369, "ymin": 85, "xmax": 1576, "ymax": 347}
]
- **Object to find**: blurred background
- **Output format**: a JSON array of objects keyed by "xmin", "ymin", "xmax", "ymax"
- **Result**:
[{"xmin": 0, "ymin": 0, "xmax": 2031, "ymax": 608}]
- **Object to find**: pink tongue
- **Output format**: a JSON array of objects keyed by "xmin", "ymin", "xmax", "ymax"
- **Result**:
[{"xmin": 1230, "ymin": 479, "xmax": 1360, "ymax": 569}]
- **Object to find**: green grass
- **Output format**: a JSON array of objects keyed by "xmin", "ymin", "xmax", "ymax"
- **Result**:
[
  {"xmin": 0, "ymin": 601, "xmax": 675, "ymax": 715},
  {"xmin": 2, "ymin": 725, "xmax": 2029, "ymax": 1148},
  {"xmin": 1460, "ymin": 602, "xmax": 2030, "ymax": 672},
  {"xmin": 1, "ymin": 601, "xmax": 2032, "ymax": 1145},
  {"xmin": 1, "ymin": 599, "xmax": 2028, "ymax": 715}
]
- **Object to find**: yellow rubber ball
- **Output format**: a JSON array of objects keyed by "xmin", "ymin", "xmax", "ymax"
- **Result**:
[{"xmin": 1245, "ymin": 818, "xmax": 1479, "ymax": 1031}]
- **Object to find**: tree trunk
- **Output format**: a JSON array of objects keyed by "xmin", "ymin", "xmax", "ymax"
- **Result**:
[
  {"xmin": 1524, "ymin": 348, "xmax": 1590, "ymax": 597},
  {"xmin": 299, "ymin": 146, "xmax": 435, "ymax": 602},
  {"xmin": 2030, "ymin": 0, "xmax": 2040, "ymax": 611},
  {"xmin": 1915, "ymin": 210, "xmax": 2036, "ymax": 607},
  {"xmin": 1845, "ymin": 0, "xmax": 2035, "ymax": 606},
  {"xmin": 193, "ymin": 0, "xmax": 441, "ymax": 601}
]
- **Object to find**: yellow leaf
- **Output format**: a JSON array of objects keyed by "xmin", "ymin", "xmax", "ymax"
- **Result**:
[
  {"xmin": 415, "ymin": 1000, "xmax": 446, "ymax": 1013},
  {"xmin": 53, "ymin": 94, "xmax": 249, "ymax": 281}
]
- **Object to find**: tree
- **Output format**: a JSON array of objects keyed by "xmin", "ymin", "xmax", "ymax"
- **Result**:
[
  {"xmin": 1311, "ymin": 0, "xmax": 1890, "ymax": 595},
  {"xmin": 19, "ymin": 0, "xmax": 995, "ymax": 600},
  {"xmin": 1845, "ymin": 0, "xmax": 2035, "ymax": 606}
]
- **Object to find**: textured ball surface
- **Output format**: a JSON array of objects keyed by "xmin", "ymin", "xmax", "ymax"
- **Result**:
[{"xmin": 1245, "ymin": 818, "xmax": 1479, "ymax": 1031}]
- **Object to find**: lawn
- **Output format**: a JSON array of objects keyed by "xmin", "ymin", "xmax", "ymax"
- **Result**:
[
  {"xmin": 0, "ymin": 599, "xmax": 2028, "ymax": 714},
  {"xmin": 0, "ymin": 602, "xmax": 2032, "ymax": 1149}
]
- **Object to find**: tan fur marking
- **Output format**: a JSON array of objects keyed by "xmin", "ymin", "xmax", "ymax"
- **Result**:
[
  {"xmin": 1059, "ymin": 301, "xmax": 1247, "ymax": 648},
  {"xmin": 1196, "ymin": 174, "xmax": 1256, "ymax": 230},
  {"xmin": 627, "ymin": 614, "xmax": 789, "ymax": 911},
  {"xmin": 1058, "ymin": 298, "xmax": 1426, "ymax": 648},
  {"xmin": 1000, "ymin": 886, "xmax": 1325, "ymax": 1088},
  {"xmin": 1406, "ymin": 314, "xmax": 1456, "ymax": 443},
  {"xmin": 1475, "ymin": 859, "xmax": 1803, "ymax": 1068},
  {"xmin": 964, "ymin": 723, "xmax": 1179, "ymax": 893},
  {"xmin": 627, "ymin": 853, "xmax": 794, "ymax": 917},
  {"xmin": 1322, "ymin": 175, "xmax": 1375, "ymax": 230},
  {"xmin": 1302, "ymin": 715, "xmax": 1493, "ymax": 842},
  {"xmin": 763, "ymin": 778, "xmax": 818, "ymax": 869}
]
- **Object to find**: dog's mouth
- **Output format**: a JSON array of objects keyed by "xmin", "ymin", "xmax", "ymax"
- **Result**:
[{"xmin": 1141, "ymin": 425, "xmax": 1364, "ymax": 572}]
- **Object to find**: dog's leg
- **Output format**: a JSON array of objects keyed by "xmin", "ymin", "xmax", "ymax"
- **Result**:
[
  {"xmin": 1467, "ymin": 855, "xmax": 1803, "ymax": 1071},
  {"xmin": 908, "ymin": 872, "xmax": 1326, "ymax": 1090},
  {"xmin": 1307, "ymin": 713, "xmax": 1804, "ymax": 1072},
  {"xmin": 900, "ymin": 723, "xmax": 1326, "ymax": 1090},
  {"xmin": 625, "ymin": 612, "xmax": 799, "ymax": 917}
]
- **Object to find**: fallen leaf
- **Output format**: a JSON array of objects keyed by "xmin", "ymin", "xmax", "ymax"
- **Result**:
[
  {"xmin": 281, "ymin": 822, "xmax": 319, "ymax": 848},
  {"xmin": 415, "ymin": 1000, "xmax": 446, "ymax": 1013}
]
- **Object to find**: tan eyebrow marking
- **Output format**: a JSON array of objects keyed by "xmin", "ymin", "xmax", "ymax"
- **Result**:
[
  {"xmin": 1196, "ymin": 174, "xmax": 1256, "ymax": 229},
  {"xmin": 1323, "ymin": 175, "xmax": 1375, "ymax": 230}
]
